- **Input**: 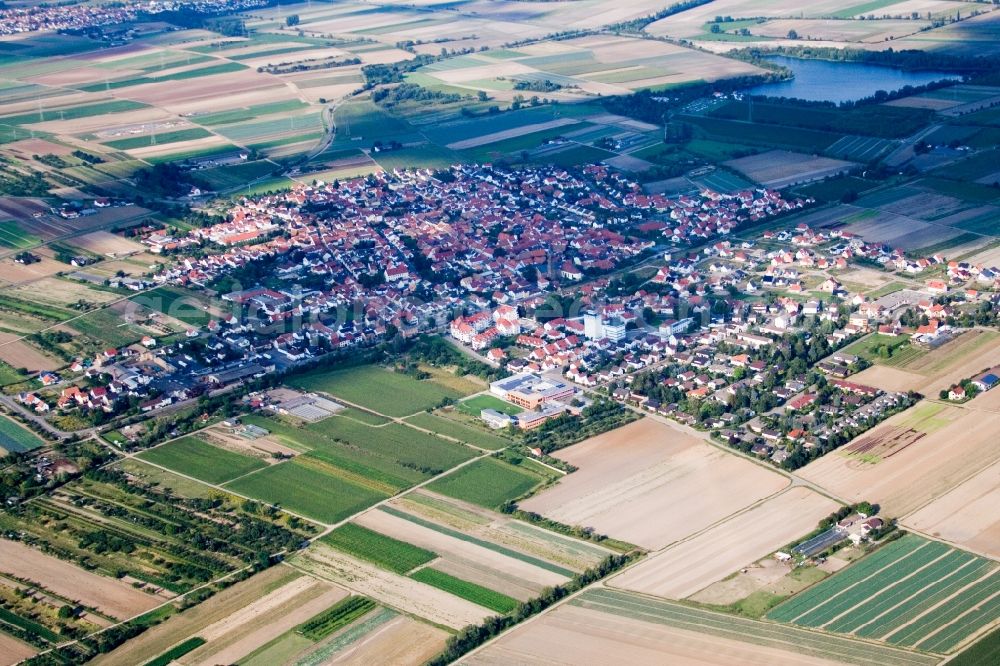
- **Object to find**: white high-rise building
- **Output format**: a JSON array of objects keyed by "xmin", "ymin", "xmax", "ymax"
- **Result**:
[{"xmin": 583, "ymin": 310, "xmax": 603, "ymax": 340}]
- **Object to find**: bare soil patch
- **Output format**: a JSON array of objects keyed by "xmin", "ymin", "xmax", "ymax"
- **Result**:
[
  {"xmin": 0, "ymin": 633, "xmax": 36, "ymax": 666},
  {"xmin": 0, "ymin": 539, "xmax": 164, "ymax": 619},
  {"xmin": 0, "ymin": 333, "xmax": 61, "ymax": 372},
  {"xmin": 610, "ymin": 487, "xmax": 838, "ymax": 599},
  {"xmin": 520, "ymin": 419, "xmax": 789, "ymax": 550}
]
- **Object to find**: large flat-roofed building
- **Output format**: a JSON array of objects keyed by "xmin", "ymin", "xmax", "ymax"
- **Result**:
[{"xmin": 490, "ymin": 373, "xmax": 574, "ymax": 410}]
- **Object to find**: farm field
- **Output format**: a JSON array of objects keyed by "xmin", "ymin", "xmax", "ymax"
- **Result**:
[
  {"xmin": 519, "ymin": 418, "xmax": 789, "ymax": 550},
  {"xmin": 404, "ymin": 411, "xmax": 514, "ymax": 450},
  {"xmin": 321, "ymin": 523, "xmax": 435, "ymax": 575},
  {"xmin": 768, "ymin": 534, "xmax": 1000, "ymax": 654},
  {"xmin": 903, "ymin": 459, "xmax": 1000, "ymax": 559},
  {"xmin": 852, "ymin": 329, "xmax": 1000, "ymax": 395},
  {"xmin": 610, "ymin": 487, "xmax": 840, "ymax": 600},
  {"xmin": 409, "ymin": 568, "xmax": 517, "ymax": 613},
  {"xmin": 224, "ymin": 457, "xmax": 388, "ymax": 525},
  {"xmin": 469, "ymin": 588, "xmax": 938, "ymax": 666},
  {"xmin": 164, "ymin": 576, "xmax": 350, "ymax": 666},
  {"xmin": 800, "ymin": 397, "xmax": 1000, "ymax": 516},
  {"xmin": 292, "ymin": 542, "xmax": 493, "ymax": 630},
  {"xmin": 415, "ymin": 34, "xmax": 762, "ymax": 100},
  {"xmin": 355, "ymin": 504, "xmax": 575, "ymax": 586},
  {"xmin": 724, "ymin": 150, "xmax": 856, "ymax": 189},
  {"xmin": 289, "ymin": 364, "xmax": 473, "ymax": 416},
  {"xmin": 0, "ymin": 414, "xmax": 44, "ymax": 455},
  {"xmin": 90, "ymin": 565, "xmax": 302, "ymax": 666},
  {"xmin": 0, "ymin": 538, "xmax": 163, "ymax": 620},
  {"xmin": 426, "ymin": 456, "xmax": 554, "ymax": 509},
  {"xmin": 0, "ymin": 634, "xmax": 35, "ymax": 666},
  {"xmin": 136, "ymin": 435, "xmax": 267, "ymax": 485},
  {"xmin": 391, "ymin": 490, "xmax": 617, "ymax": 572},
  {"xmin": 242, "ymin": 608, "xmax": 446, "ymax": 666}
]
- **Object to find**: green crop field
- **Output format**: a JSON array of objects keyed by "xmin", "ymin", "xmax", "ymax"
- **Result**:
[
  {"xmin": 103, "ymin": 127, "xmax": 212, "ymax": 151},
  {"xmin": 575, "ymin": 588, "xmax": 938, "ymax": 666},
  {"xmin": 225, "ymin": 458, "xmax": 388, "ymax": 524},
  {"xmin": 131, "ymin": 285, "xmax": 217, "ymax": 326},
  {"xmin": 194, "ymin": 160, "xmax": 277, "ymax": 190},
  {"xmin": 0, "ymin": 414, "xmax": 43, "ymax": 455},
  {"xmin": 404, "ymin": 412, "xmax": 513, "ymax": 450},
  {"xmin": 290, "ymin": 364, "xmax": 472, "ymax": 416},
  {"xmin": 948, "ymin": 627, "xmax": 1000, "ymax": 666},
  {"xmin": 322, "ymin": 523, "xmax": 436, "ymax": 574},
  {"xmin": 426, "ymin": 457, "xmax": 546, "ymax": 509},
  {"xmin": 68, "ymin": 309, "xmax": 150, "ymax": 347},
  {"xmin": 410, "ymin": 568, "xmax": 517, "ymax": 613},
  {"xmin": 137, "ymin": 436, "xmax": 266, "ymax": 484},
  {"xmin": 842, "ymin": 333, "xmax": 914, "ymax": 362},
  {"xmin": 192, "ymin": 99, "xmax": 310, "ymax": 126},
  {"xmin": 77, "ymin": 61, "xmax": 248, "ymax": 92},
  {"xmin": 0, "ymin": 220, "xmax": 40, "ymax": 249},
  {"xmin": 682, "ymin": 115, "xmax": 839, "ymax": 153},
  {"xmin": 768, "ymin": 534, "xmax": 1000, "ymax": 652},
  {"xmin": 308, "ymin": 417, "xmax": 476, "ymax": 474},
  {"xmin": 243, "ymin": 413, "xmax": 429, "ymax": 490},
  {"xmin": 213, "ymin": 113, "xmax": 323, "ymax": 143},
  {"xmin": 296, "ymin": 596, "xmax": 376, "ymax": 641},
  {"xmin": 0, "ymin": 99, "xmax": 148, "ymax": 126},
  {"xmin": 0, "ymin": 360, "xmax": 25, "ymax": 387}
]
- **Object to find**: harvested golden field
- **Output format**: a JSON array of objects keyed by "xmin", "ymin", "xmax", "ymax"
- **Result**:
[
  {"xmin": 465, "ymin": 603, "xmax": 847, "ymax": 666},
  {"xmin": 610, "ymin": 487, "xmax": 839, "ymax": 600},
  {"xmin": 0, "ymin": 539, "xmax": 164, "ymax": 620},
  {"xmin": 799, "ymin": 399, "xmax": 1000, "ymax": 516},
  {"xmin": 903, "ymin": 458, "xmax": 1000, "ymax": 558},
  {"xmin": 70, "ymin": 231, "xmax": 145, "ymax": 256},
  {"xmin": 519, "ymin": 419, "xmax": 789, "ymax": 550}
]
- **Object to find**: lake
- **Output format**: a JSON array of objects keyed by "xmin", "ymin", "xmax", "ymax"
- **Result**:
[{"xmin": 747, "ymin": 56, "xmax": 962, "ymax": 103}]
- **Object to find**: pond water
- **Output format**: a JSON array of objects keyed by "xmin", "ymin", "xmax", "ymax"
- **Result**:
[{"xmin": 747, "ymin": 56, "xmax": 962, "ymax": 103}]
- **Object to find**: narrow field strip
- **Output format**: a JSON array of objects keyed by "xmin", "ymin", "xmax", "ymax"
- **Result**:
[
  {"xmin": 377, "ymin": 506, "xmax": 575, "ymax": 577},
  {"xmin": 576, "ymin": 589, "xmax": 937, "ymax": 666}
]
